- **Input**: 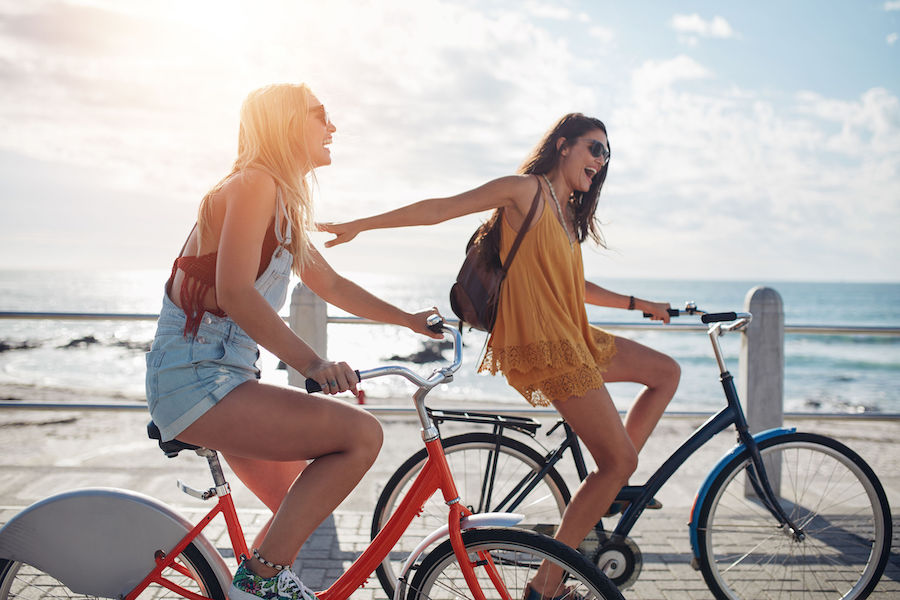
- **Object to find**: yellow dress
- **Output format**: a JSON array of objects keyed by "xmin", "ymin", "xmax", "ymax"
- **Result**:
[{"xmin": 479, "ymin": 196, "xmax": 617, "ymax": 406}]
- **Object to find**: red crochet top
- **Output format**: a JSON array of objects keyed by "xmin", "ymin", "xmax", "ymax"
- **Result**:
[{"xmin": 166, "ymin": 223, "xmax": 280, "ymax": 336}]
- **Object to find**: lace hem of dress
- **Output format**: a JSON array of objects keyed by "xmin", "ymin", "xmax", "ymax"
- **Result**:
[
  {"xmin": 522, "ymin": 367, "xmax": 606, "ymax": 407},
  {"xmin": 478, "ymin": 333, "xmax": 617, "ymax": 407},
  {"xmin": 479, "ymin": 335, "xmax": 615, "ymax": 376}
]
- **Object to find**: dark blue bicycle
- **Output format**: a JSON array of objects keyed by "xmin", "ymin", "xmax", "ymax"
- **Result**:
[{"xmin": 371, "ymin": 305, "xmax": 892, "ymax": 600}]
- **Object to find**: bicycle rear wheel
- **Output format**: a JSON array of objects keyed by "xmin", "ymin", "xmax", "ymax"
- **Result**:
[
  {"xmin": 0, "ymin": 542, "xmax": 225, "ymax": 599},
  {"xmin": 696, "ymin": 432, "xmax": 891, "ymax": 600},
  {"xmin": 372, "ymin": 432, "xmax": 569, "ymax": 598},
  {"xmin": 405, "ymin": 528, "xmax": 623, "ymax": 600}
]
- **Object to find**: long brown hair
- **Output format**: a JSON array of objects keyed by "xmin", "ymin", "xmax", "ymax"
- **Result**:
[
  {"xmin": 475, "ymin": 113, "xmax": 610, "ymax": 268},
  {"xmin": 197, "ymin": 83, "xmax": 319, "ymax": 274}
]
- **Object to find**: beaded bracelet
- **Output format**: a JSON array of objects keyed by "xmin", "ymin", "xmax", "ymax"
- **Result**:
[
  {"xmin": 253, "ymin": 548, "xmax": 289, "ymax": 571},
  {"xmin": 628, "ymin": 295, "xmax": 635, "ymax": 310}
]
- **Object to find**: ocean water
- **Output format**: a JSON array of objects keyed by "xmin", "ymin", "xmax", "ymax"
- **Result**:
[{"xmin": 0, "ymin": 269, "xmax": 898, "ymax": 415}]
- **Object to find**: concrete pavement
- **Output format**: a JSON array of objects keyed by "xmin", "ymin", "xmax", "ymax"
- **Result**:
[{"xmin": 0, "ymin": 403, "xmax": 897, "ymax": 599}]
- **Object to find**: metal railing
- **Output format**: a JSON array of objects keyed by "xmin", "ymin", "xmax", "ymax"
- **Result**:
[
  {"xmin": 2, "ymin": 300, "xmax": 899, "ymax": 418},
  {"xmin": 2, "ymin": 310, "xmax": 899, "ymax": 339}
]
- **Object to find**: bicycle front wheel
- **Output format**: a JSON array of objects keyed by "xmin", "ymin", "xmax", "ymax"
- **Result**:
[
  {"xmin": 696, "ymin": 431, "xmax": 891, "ymax": 600},
  {"xmin": 372, "ymin": 432, "xmax": 570, "ymax": 599},
  {"xmin": 0, "ymin": 542, "xmax": 225, "ymax": 600},
  {"xmin": 406, "ymin": 528, "xmax": 623, "ymax": 600}
]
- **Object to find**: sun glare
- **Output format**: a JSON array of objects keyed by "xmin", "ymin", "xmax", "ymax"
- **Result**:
[{"xmin": 165, "ymin": 0, "xmax": 246, "ymax": 35}]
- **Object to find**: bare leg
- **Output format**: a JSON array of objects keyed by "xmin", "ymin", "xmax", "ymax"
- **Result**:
[
  {"xmin": 530, "ymin": 338, "xmax": 678, "ymax": 595},
  {"xmin": 530, "ymin": 386, "xmax": 638, "ymax": 597},
  {"xmin": 177, "ymin": 380, "xmax": 383, "ymax": 578},
  {"xmin": 223, "ymin": 455, "xmax": 307, "ymax": 550},
  {"xmin": 603, "ymin": 335, "xmax": 680, "ymax": 452}
]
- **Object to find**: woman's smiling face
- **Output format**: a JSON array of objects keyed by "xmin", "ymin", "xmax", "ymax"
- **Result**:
[
  {"xmin": 305, "ymin": 94, "xmax": 336, "ymax": 168},
  {"xmin": 563, "ymin": 127, "xmax": 608, "ymax": 193}
]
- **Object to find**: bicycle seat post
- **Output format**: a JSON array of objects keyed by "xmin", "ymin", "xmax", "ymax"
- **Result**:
[
  {"xmin": 198, "ymin": 448, "xmax": 229, "ymax": 489},
  {"xmin": 177, "ymin": 447, "xmax": 231, "ymax": 501}
]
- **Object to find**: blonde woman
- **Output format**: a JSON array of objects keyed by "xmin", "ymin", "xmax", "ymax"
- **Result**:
[
  {"xmin": 322, "ymin": 113, "xmax": 680, "ymax": 599},
  {"xmin": 145, "ymin": 83, "xmax": 440, "ymax": 599}
]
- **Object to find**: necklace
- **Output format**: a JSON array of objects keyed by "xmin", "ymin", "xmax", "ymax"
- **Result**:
[{"xmin": 541, "ymin": 174, "xmax": 575, "ymax": 245}]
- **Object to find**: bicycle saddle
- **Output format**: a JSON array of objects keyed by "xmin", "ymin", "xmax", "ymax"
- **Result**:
[{"xmin": 146, "ymin": 421, "xmax": 202, "ymax": 458}]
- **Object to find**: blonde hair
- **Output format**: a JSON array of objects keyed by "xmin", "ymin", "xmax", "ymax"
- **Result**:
[{"xmin": 198, "ymin": 83, "xmax": 318, "ymax": 274}]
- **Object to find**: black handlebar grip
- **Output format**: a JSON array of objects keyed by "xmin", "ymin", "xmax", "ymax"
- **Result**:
[
  {"xmin": 305, "ymin": 370, "xmax": 362, "ymax": 393},
  {"xmin": 643, "ymin": 308, "xmax": 681, "ymax": 318},
  {"xmin": 701, "ymin": 312, "xmax": 738, "ymax": 323},
  {"xmin": 427, "ymin": 317, "xmax": 445, "ymax": 334}
]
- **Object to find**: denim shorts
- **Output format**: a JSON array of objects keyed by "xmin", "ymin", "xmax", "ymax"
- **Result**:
[{"xmin": 146, "ymin": 294, "xmax": 261, "ymax": 442}]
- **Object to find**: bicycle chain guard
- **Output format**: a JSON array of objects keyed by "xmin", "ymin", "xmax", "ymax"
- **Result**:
[{"xmin": 580, "ymin": 529, "xmax": 642, "ymax": 589}]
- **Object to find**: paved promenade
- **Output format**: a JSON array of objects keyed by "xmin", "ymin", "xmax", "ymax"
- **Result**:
[{"xmin": 0, "ymin": 400, "xmax": 897, "ymax": 599}]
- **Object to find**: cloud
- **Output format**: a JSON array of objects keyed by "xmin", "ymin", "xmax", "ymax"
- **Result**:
[
  {"xmin": 598, "ymin": 62, "xmax": 900, "ymax": 280},
  {"xmin": 630, "ymin": 55, "xmax": 712, "ymax": 96},
  {"xmin": 0, "ymin": 1, "xmax": 897, "ymax": 281},
  {"xmin": 670, "ymin": 14, "xmax": 737, "ymax": 41},
  {"xmin": 588, "ymin": 25, "xmax": 616, "ymax": 44},
  {"xmin": 0, "ymin": 0, "xmax": 608, "ymax": 208},
  {"xmin": 888, "ymin": 32, "xmax": 899, "ymax": 45},
  {"xmin": 523, "ymin": 1, "xmax": 572, "ymax": 21},
  {"xmin": 884, "ymin": 1, "xmax": 900, "ymax": 10}
]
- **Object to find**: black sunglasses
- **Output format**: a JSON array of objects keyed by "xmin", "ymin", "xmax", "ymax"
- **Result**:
[
  {"xmin": 584, "ymin": 138, "xmax": 610, "ymax": 162},
  {"xmin": 310, "ymin": 104, "xmax": 331, "ymax": 126}
]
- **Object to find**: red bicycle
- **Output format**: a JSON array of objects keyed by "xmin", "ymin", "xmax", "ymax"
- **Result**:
[{"xmin": 0, "ymin": 316, "xmax": 622, "ymax": 600}]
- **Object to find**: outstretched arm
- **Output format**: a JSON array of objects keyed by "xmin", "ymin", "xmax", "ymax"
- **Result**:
[
  {"xmin": 584, "ymin": 281, "xmax": 672, "ymax": 323},
  {"xmin": 300, "ymin": 246, "xmax": 443, "ymax": 339},
  {"xmin": 319, "ymin": 175, "xmax": 535, "ymax": 247}
]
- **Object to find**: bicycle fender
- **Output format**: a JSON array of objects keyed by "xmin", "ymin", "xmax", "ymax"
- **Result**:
[
  {"xmin": 393, "ymin": 512, "xmax": 524, "ymax": 600},
  {"xmin": 0, "ymin": 487, "xmax": 232, "ymax": 596},
  {"xmin": 687, "ymin": 427, "xmax": 796, "ymax": 560}
]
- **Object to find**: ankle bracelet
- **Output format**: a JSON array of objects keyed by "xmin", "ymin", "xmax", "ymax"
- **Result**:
[{"xmin": 252, "ymin": 548, "xmax": 289, "ymax": 571}]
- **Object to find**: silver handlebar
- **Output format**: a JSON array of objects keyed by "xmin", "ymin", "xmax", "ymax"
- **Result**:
[{"xmin": 357, "ymin": 322, "xmax": 463, "ymax": 392}]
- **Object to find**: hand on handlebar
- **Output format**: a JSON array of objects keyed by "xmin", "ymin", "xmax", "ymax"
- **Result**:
[
  {"xmin": 304, "ymin": 358, "xmax": 359, "ymax": 395},
  {"xmin": 409, "ymin": 307, "xmax": 445, "ymax": 340},
  {"xmin": 640, "ymin": 300, "xmax": 673, "ymax": 324}
]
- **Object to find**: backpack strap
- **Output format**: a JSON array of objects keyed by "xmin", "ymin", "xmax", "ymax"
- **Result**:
[{"xmin": 501, "ymin": 175, "xmax": 542, "ymax": 273}]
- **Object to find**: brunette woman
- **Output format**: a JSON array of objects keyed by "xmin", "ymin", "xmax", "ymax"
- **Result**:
[{"xmin": 321, "ymin": 113, "xmax": 680, "ymax": 599}]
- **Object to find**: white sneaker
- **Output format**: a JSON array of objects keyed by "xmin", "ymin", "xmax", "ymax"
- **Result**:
[{"xmin": 229, "ymin": 559, "xmax": 317, "ymax": 600}]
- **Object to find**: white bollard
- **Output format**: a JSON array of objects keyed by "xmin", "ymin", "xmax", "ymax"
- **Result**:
[
  {"xmin": 739, "ymin": 285, "xmax": 784, "ymax": 494},
  {"xmin": 287, "ymin": 283, "xmax": 328, "ymax": 388}
]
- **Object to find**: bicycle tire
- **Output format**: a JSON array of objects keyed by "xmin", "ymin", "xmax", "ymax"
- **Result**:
[
  {"xmin": 696, "ymin": 431, "xmax": 891, "ymax": 600},
  {"xmin": 0, "ymin": 541, "xmax": 225, "ymax": 600},
  {"xmin": 372, "ymin": 432, "xmax": 570, "ymax": 598},
  {"xmin": 405, "ymin": 527, "xmax": 624, "ymax": 600}
]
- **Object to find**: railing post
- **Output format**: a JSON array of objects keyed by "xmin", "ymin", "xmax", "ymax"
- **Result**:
[
  {"xmin": 739, "ymin": 285, "xmax": 784, "ymax": 494},
  {"xmin": 287, "ymin": 283, "xmax": 328, "ymax": 388}
]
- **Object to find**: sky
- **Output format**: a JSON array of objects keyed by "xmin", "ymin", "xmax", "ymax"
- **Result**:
[{"xmin": 0, "ymin": 0, "xmax": 898, "ymax": 283}]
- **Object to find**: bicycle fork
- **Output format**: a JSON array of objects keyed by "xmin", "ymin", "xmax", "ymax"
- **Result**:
[
  {"xmin": 432, "ymin": 436, "xmax": 514, "ymax": 600},
  {"xmin": 722, "ymin": 369, "xmax": 805, "ymax": 542},
  {"xmin": 737, "ymin": 428, "xmax": 806, "ymax": 542}
]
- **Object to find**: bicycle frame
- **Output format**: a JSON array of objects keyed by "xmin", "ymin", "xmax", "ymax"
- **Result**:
[
  {"xmin": 484, "ymin": 313, "xmax": 803, "ymax": 541},
  {"xmin": 613, "ymin": 316, "xmax": 802, "ymax": 539},
  {"xmin": 130, "ymin": 324, "xmax": 516, "ymax": 600}
]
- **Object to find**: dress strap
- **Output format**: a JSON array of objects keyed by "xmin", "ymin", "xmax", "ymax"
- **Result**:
[
  {"xmin": 501, "ymin": 175, "xmax": 542, "ymax": 272},
  {"xmin": 274, "ymin": 188, "xmax": 292, "ymax": 246}
]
